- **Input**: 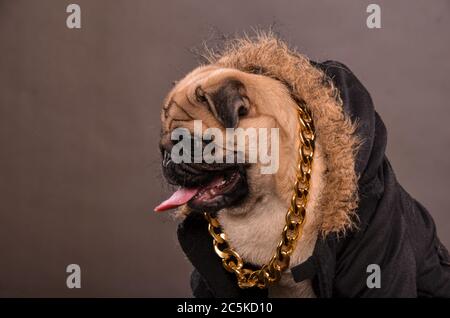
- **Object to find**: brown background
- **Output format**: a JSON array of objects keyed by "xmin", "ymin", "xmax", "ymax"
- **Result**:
[{"xmin": 0, "ymin": 0, "xmax": 449, "ymax": 297}]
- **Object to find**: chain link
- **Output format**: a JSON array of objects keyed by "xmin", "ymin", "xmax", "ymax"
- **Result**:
[{"xmin": 204, "ymin": 102, "xmax": 315, "ymax": 289}]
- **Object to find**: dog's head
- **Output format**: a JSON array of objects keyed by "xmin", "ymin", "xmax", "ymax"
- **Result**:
[{"xmin": 155, "ymin": 65, "xmax": 300, "ymax": 215}]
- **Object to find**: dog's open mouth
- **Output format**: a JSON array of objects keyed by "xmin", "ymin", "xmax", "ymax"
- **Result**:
[{"xmin": 155, "ymin": 168, "xmax": 248, "ymax": 212}]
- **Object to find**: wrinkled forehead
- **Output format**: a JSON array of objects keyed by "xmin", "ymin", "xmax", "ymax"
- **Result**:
[{"xmin": 166, "ymin": 65, "xmax": 243, "ymax": 102}]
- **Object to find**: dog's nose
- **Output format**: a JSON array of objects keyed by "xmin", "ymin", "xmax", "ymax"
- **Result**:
[
  {"xmin": 162, "ymin": 150, "xmax": 171, "ymax": 167},
  {"xmin": 160, "ymin": 133, "xmax": 174, "ymax": 152},
  {"xmin": 159, "ymin": 134, "xmax": 174, "ymax": 167}
]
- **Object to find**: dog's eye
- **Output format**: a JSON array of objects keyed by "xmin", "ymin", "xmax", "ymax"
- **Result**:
[
  {"xmin": 238, "ymin": 104, "xmax": 248, "ymax": 117},
  {"xmin": 195, "ymin": 86, "xmax": 208, "ymax": 104}
]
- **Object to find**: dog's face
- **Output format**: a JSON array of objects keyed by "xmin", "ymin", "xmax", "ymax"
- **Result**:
[{"xmin": 156, "ymin": 65, "xmax": 299, "ymax": 215}]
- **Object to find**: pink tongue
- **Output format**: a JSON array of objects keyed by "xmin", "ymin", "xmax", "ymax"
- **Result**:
[{"xmin": 154, "ymin": 187, "xmax": 199, "ymax": 212}]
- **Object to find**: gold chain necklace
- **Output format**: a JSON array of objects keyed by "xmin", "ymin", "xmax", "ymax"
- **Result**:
[{"xmin": 204, "ymin": 102, "xmax": 315, "ymax": 289}]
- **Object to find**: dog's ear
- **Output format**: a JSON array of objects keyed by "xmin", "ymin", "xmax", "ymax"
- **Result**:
[{"xmin": 201, "ymin": 79, "xmax": 249, "ymax": 128}]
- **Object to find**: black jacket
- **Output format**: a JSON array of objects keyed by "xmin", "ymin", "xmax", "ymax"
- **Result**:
[{"xmin": 177, "ymin": 61, "xmax": 450, "ymax": 298}]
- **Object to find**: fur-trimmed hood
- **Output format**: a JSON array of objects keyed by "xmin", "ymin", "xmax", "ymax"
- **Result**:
[{"xmin": 204, "ymin": 33, "xmax": 362, "ymax": 235}]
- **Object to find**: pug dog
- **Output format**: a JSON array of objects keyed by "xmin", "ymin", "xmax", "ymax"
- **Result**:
[{"xmin": 155, "ymin": 33, "xmax": 450, "ymax": 298}]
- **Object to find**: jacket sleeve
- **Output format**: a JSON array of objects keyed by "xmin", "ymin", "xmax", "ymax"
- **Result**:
[
  {"xmin": 190, "ymin": 269, "xmax": 214, "ymax": 298},
  {"xmin": 407, "ymin": 197, "xmax": 450, "ymax": 297}
]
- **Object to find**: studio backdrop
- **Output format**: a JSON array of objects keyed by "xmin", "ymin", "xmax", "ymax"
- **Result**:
[{"xmin": 0, "ymin": 0, "xmax": 449, "ymax": 297}]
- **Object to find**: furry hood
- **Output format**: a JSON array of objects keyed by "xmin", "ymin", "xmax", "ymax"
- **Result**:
[{"xmin": 202, "ymin": 32, "xmax": 368, "ymax": 235}]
